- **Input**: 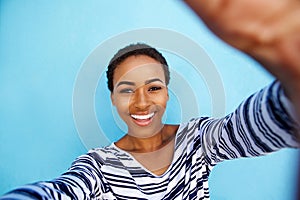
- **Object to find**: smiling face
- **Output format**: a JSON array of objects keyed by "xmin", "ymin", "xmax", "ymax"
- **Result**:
[{"xmin": 111, "ymin": 55, "xmax": 169, "ymax": 138}]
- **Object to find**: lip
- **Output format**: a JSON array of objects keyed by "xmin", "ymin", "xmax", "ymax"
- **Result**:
[{"xmin": 130, "ymin": 112, "xmax": 155, "ymax": 127}]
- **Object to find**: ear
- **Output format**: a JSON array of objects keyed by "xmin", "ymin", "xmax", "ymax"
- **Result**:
[
  {"xmin": 110, "ymin": 92, "xmax": 115, "ymax": 106},
  {"xmin": 167, "ymin": 88, "xmax": 170, "ymax": 101}
]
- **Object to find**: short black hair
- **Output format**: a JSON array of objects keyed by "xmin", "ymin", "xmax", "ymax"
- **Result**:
[{"xmin": 106, "ymin": 43, "xmax": 170, "ymax": 92}]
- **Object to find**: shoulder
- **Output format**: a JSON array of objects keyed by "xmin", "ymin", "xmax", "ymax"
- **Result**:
[
  {"xmin": 175, "ymin": 117, "xmax": 212, "ymax": 143},
  {"xmin": 87, "ymin": 145, "xmax": 121, "ymax": 160},
  {"xmin": 71, "ymin": 145, "xmax": 122, "ymax": 167},
  {"xmin": 178, "ymin": 117, "xmax": 211, "ymax": 132}
]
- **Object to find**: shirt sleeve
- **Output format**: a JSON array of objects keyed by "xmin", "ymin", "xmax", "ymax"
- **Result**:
[
  {"xmin": 197, "ymin": 81, "xmax": 300, "ymax": 166},
  {"xmin": 0, "ymin": 152, "xmax": 107, "ymax": 200}
]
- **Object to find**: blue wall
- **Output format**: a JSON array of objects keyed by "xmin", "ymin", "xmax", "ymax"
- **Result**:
[{"xmin": 0, "ymin": 1, "xmax": 299, "ymax": 199}]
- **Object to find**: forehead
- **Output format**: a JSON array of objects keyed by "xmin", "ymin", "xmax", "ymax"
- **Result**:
[{"xmin": 113, "ymin": 55, "xmax": 165, "ymax": 83}]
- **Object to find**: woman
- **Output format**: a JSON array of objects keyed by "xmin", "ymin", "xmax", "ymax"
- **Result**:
[
  {"xmin": 0, "ymin": 43, "xmax": 299, "ymax": 200},
  {"xmin": 2, "ymin": 0, "xmax": 300, "ymax": 199}
]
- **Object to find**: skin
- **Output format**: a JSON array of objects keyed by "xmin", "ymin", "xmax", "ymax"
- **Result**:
[
  {"xmin": 111, "ymin": 55, "xmax": 179, "ymax": 175},
  {"xmin": 184, "ymin": 0, "xmax": 300, "ymax": 197},
  {"xmin": 185, "ymin": 0, "xmax": 300, "ymax": 124}
]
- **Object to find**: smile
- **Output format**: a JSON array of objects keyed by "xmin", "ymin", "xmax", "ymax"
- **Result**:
[
  {"xmin": 131, "ymin": 112, "xmax": 155, "ymax": 120},
  {"xmin": 130, "ymin": 112, "xmax": 155, "ymax": 126}
]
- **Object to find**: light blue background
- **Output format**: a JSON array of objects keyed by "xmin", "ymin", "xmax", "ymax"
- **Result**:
[{"xmin": 0, "ymin": 1, "xmax": 299, "ymax": 199}]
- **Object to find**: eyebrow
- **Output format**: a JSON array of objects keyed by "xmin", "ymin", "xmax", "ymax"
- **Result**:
[
  {"xmin": 144, "ymin": 78, "xmax": 164, "ymax": 85},
  {"xmin": 116, "ymin": 78, "xmax": 164, "ymax": 88},
  {"xmin": 116, "ymin": 81, "xmax": 135, "ymax": 88}
]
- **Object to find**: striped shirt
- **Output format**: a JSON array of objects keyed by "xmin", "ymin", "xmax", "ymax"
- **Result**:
[{"xmin": 1, "ymin": 81, "xmax": 299, "ymax": 200}]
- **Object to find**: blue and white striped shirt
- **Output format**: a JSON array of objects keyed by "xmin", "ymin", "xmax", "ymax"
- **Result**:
[{"xmin": 1, "ymin": 81, "xmax": 299, "ymax": 200}]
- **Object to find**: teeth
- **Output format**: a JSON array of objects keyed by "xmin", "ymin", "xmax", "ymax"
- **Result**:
[{"xmin": 131, "ymin": 112, "xmax": 155, "ymax": 120}]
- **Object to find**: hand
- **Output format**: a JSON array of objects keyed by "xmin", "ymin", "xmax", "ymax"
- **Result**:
[{"xmin": 185, "ymin": 0, "xmax": 300, "ymax": 123}]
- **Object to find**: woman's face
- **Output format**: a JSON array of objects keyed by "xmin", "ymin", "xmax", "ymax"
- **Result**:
[{"xmin": 111, "ymin": 55, "xmax": 169, "ymax": 138}]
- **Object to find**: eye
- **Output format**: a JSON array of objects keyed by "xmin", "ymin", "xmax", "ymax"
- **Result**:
[
  {"xmin": 119, "ymin": 88, "xmax": 134, "ymax": 94},
  {"xmin": 148, "ymin": 86, "xmax": 162, "ymax": 92}
]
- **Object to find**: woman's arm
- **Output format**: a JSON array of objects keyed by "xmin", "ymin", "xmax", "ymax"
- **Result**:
[
  {"xmin": 0, "ymin": 153, "xmax": 105, "ymax": 200},
  {"xmin": 198, "ymin": 81, "xmax": 299, "ymax": 165},
  {"xmin": 184, "ymin": 0, "xmax": 300, "ymax": 124}
]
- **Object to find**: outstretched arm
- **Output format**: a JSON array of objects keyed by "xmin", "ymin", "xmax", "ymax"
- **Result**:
[
  {"xmin": 184, "ymin": 0, "xmax": 300, "ymax": 123},
  {"xmin": 0, "ymin": 153, "xmax": 105, "ymax": 200},
  {"xmin": 198, "ymin": 81, "xmax": 299, "ymax": 165}
]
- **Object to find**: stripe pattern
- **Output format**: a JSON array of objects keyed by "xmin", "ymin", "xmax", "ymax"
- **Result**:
[{"xmin": 1, "ymin": 81, "xmax": 299, "ymax": 200}]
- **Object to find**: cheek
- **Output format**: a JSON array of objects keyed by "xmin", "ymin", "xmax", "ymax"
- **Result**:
[
  {"xmin": 156, "ymin": 93, "xmax": 169, "ymax": 109},
  {"xmin": 161, "ymin": 99, "xmax": 168, "ymax": 109},
  {"xmin": 113, "ymin": 96, "xmax": 131, "ymax": 113},
  {"xmin": 115, "ymin": 101, "xmax": 129, "ymax": 112}
]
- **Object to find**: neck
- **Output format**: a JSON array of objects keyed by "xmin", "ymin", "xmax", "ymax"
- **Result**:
[
  {"xmin": 127, "ymin": 127, "xmax": 170, "ymax": 152},
  {"xmin": 116, "ymin": 124, "xmax": 179, "ymax": 153},
  {"xmin": 127, "ymin": 133, "xmax": 165, "ymax": 152}
]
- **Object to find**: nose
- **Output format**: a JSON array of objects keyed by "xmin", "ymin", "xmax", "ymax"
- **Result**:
[{"xmin": 132, "ymin": 88, "xmax": 149, "ymax": 110}]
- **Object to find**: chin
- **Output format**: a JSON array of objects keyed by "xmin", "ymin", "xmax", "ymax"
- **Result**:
[{"xmin": 127, "ymin": 123, "xmax": 164, "ymax": 139}]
